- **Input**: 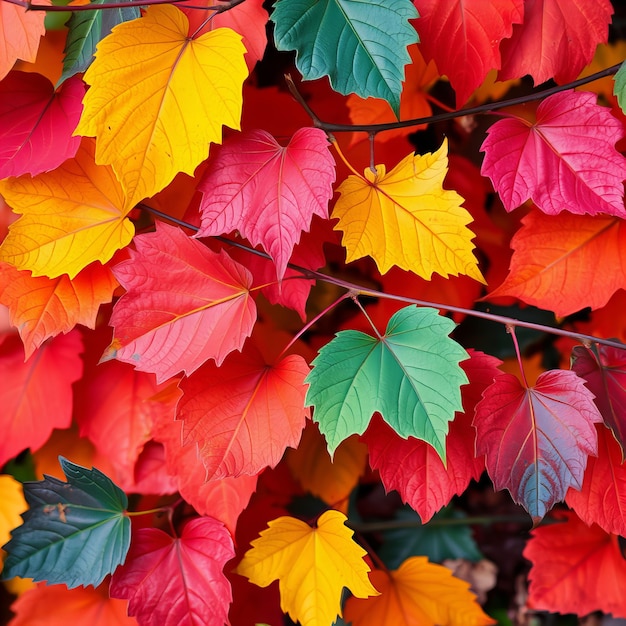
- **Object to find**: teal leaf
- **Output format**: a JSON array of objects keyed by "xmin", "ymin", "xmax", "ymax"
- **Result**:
[
  {"xmin": 2, "ymin": 457, "xmax": 131, "ymax": 588},
  {"xmin": 58, "ymin": 0, "xmax": 140, "ymax": 86},
  {"xmin": 271, "ymin": 0, "xmax": 418, "ymax": 117},
  {"xmin": 305, "ymin": 305, "xmax": 468, "ymax": 459},
  {"xmin": 614, "ymin": 61, "xmax": 626, "ymax": 115}
]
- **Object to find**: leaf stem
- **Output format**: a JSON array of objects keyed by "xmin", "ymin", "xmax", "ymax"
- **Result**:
[
  {"xmin": 330, "ymin": 138, "xmax": 365, "ymax": 179},
  {"xmin": 508, "ymin": 325, "xmax": 529, "ymax": 388},
  {"xmin": 351, "ymin": 295, "xmax": 383, "ymax": 340}
]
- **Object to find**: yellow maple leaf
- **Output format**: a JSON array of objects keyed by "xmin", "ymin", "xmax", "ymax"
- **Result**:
[
  {"xmin": 76, "ymin": 4, "xmax": 248, "ymax": 209},
  {"xmin": 236, "ymin": 510, "xmax": 379, "ymax": 626},
  {"xmin": 332, "ymin": 139, "xmax": 484, "ymax": 282},
  {"xmin": 344, "ymin": 557, "xmax": 495, "ymax": 626},
  {"xmin": 0, "ymin": 139, "xmax": 132, "ymax": 279},
  {"xmin": 0, "ymin": 475, "xmax": 26, "ymax": 557}
]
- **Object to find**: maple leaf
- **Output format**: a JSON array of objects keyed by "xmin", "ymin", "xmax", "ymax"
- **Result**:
[
  {"xmin": 108, "ymin": 222, "xmax": 256, "ymax": 383},
  {"xmin": 197, "ymin": 128, "xmax": 335, "ymax": 280},
  {"xmin": 236, "ymin": 510, "xmax": 379, "ymax": 626},
  {"xmin": 571, "ymin": 344, "xmax": 626, "ymax": 457},
  {"xmin": 614, "ymin": 60, "xmax": 626, "ymax": 114},
  {"xmin": 306, "ymin": 305, "xmax": 468, "ymax": 458},
  {"xmin": 0, "ymin": 138, "xmax": 133, "ymax": 279},
  {"xmin": 0, "ymin": 261, "xmax": 117, "ymax": 359},
  {"xmin": 566, "ymin": 424, "xmax": 626, "ymax": 536},
  {"xmin": 344, "ymin": 557, "xmax": 494, "ymax": 626},
  {"xmin": 76, "ymin": 4, "xmax": 248, "ymax": 208},
  {"xmin": 0, "ymin": 1, "xmax": 46, "ymax": 80},
  {"xmin": 2, "ymin": 458, "xmax": 131, "ymax": 588},
  {"xmin": 525, "ymin": 510, "xmax": 626, "ymax": 618},
  {"xmin": 0, "ymin": 331, "xmax": 83, "ymax": 467},
  {"xmin": 499, "ymin": 0, "xmax": 613, "ymax": 85},
  {"xmin": 413, "ymin": 0, "xmax": 523, "ymax": 107},
  {"xmin": 474, "ymin": 370, "xmax": 603, "ymax": 522},
  {"xmin": 332, "ymin": 139, "xmax": 484, "ymax": 281},
  {"xmin": 486, "ymin": 211, "xmax": 626, "ymax": 317},
  {"xmin": 0, "ymin": 475, "xmax": 27, "ymax": 555},
  {"xmin": 271, "ymin": 0, "xmax": 417, "ymax": 116},
  {"xmin": 110, "ymin": 517, "xmax": 235, "ymax": 626},
  {"xmin": 177, "ymin": 343, "xmax": 309, "ymax": 480},
  {"xmin": 0, "ymin": 71, "xmax": 84, "ymax": 178},
  {"xmin": 480, "ymin": 90, "xmax": 626, "ymax": 217}
]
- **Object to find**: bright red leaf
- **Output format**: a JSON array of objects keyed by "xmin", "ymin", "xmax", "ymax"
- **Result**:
[
  {"xmin": 0, "ymin": 330, "xmax": 83, "ymax": 466},
  {"xmin": 110, "ymin": 518, "xmax": 235, "ymax": 626},
  {"xmin": 474, "ymin": 369, "xmax": 603, "ymax": 522},
  {"xmin": 566, "ymin": 424, "xmax": 626, "ymax": 536},
  {"xmin": 177, "ymin": 342, "xmax": 309, "ymax": 480},
  {"xmin": 525, "ymin": 510, "xmax": 626, "ymax": 618},
  {"xmin": 481, "ymin": 90, "xmax": 626, "ymax": 216},
  {"xmin": 413, "ymin": 0, "xmax": 523, "ymax": 107},
  {"xmin": 0, "ymin": 71, "xmax": 83, "ymax": 178},
  {"xmin": 109, "ymin": 222, "xmax": 256, "ymax": 383},
  {"xmin": 499, "ymin": 0, "xmax": 613, "ymax": 85},
  {"xmin": 571, "ymin": 344, "xmax": 626, "ymax": 457},
  {"xmin": 197, "ymin": 127, "xmax": 335, "ymax": 280}
]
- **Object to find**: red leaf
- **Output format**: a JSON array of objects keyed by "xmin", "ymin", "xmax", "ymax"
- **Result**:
[
  {"xmin": 486, "ymin": 211, "xmax": 626, "ymax": 317},
  {"xmin": 110, "ymin": 518, "xmax": 235, "ymax": 626},
  {"xmin": 0, "ymin": 71, "xmax": 83, "ymax": 178},
  {"xmin": 0, "ymin": 331, "xmax": 82, "ymax": 466},
  {"xmin": 362, "ymin": 350, "xmax": 498, "ymax": 522},
  {"xmin": 109, "ymin": 222, "xmax": 256, "ymax": 383},
  {"xmin": 525, "ymin": 510, "xmax": 626, "ymax": 618},
  {"xmin": 481, "ymin": 90, "xmax": 626, "ymax": 216},
  {"xmin": 197, "ymin": 127, "xmax": 335, "ymax": 280},
  {"xmin": 177, "ymin": 343, "xmax": 309, "ymax": 480},
  {"xmin": 499, "ymin": 0, "xmax": 613, "ymax": 85},
  {"xmin": 571, "ymin": 344, "xmax": 626, "ymax": 456},
  {"xmin": 413, "ymin": 0, "xmax": 523, "ymax": 107},
  {"xmin": 566, "ymin": 424, "xmax": 626, "ymax": 536},
  {"xmin": 474, "ymin": 369, "xmax": 603, "ymax": 521}
]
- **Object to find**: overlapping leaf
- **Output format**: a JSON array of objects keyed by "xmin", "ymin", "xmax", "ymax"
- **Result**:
[
  {"xmin": 271, "ymin": 0, "xmax": 417, "ymax": 116},
  {"xmin": 197, "ymin": 128, "xmax": 335, "ymax": 280},
  {"xmin": 614, "ymin": 61, "xmax": 626, "ymax": 114},
  {"xmin": 481, "ymin": 90, "xmax": 626, "ymax": 216},
  {"xmin": 0, "ymin": 475, "xmax": 27, "ymax": 554},
  {"xmin": 413, "ymin": 0, "xmax": 523, "ymax": 107},
  {"xmin": 499, "ymin": 0, "xmax": 613, "ymax": 85},
  {"xmin": 2, "ymin": 458, "xmax": 130, "ymax": 588},
  {"xmin": 487, "ymin": 211, "xmax": 626, "ymax": 317},
  {"xmin": 344, "ymin": 557, "xmax": 494, "ymax": 626},
  {"xmin": 76, "ymin": 4, "xmax": 248, "ymax": 208},
  {"xmin": 0, "ymin": 71, "xmax": 84, "ymax": 178},
  {"xmin": 108, "ymin": 222, "xmax": 256, "ymax": 383},
  {"xmin": 110, "ymin": 518, "xmax": 235, "ymax": 626},
  {"xmin": 332, "ymin": 139, "xmax": 484, "ymax": 281},
  {"xmin": 306, "ymin": 305, "xmax": 469, "ymax": 458},
  {"xmin": 177, "ymin": 343, "xmax": 309, "ymax": 480},
  {"xmin": 0, "ymin": 139, "xmax": 133, "ymax": 279},
  {"xmin": 474, "ymin": 370, "xmax": 603, "ymax": 521},
  {"xmin": 236, "ymin": 510, "xmax": 379, "ymax": 626}
]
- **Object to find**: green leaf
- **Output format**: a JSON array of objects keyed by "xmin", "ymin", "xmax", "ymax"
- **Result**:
[
  {"xmin": 270, "ymin": 0, "xmax": 418, "ymax": 117},
  {"xmin": 614, "ymin": 61, "xmax": 626, "ymax": 115},
  {"xmin": 2, "ymin": 457, "xmax": 131, "ymax": 588},
  {"xmin": 305, "ymin": 305, "xmax": 468, "ymax": 459},
  {"xmin": 379, "ymin": 506, "xmax": 483, "ymax": 569},
  {"xmin": 58, "ymin": 0, "xmax": 140, "ymax": 86}
]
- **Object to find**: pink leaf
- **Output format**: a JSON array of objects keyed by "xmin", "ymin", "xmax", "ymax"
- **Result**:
[
  {"xmin": 481, "ymin": 90, "xmax": 626, "ymax": 216},
  {"xmin": 197, "ymin": 127, "xmax": 335, "ymax": 280}
]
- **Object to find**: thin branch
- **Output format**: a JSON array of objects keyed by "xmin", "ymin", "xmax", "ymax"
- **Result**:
[
  {"xmin": 2, "ymin": 0, "xmax": 246, "ymax": 12},
  {"xmin": 138, "ymin": 205, "xmax": 626, "ymax": 353}
]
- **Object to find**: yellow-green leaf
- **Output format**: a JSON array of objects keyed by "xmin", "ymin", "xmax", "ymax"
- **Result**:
[
  {"xmin": 0, "ymin": 139, "xmax": 133, "ymax": 279},
  {"xmin": 236, "ymin": 510, "xmax": 379, "ymax": 626},
  {"xmin": 76, "ymin": 4, "xmax": 248, "ymax": 208},
  {"xmin": 332, "ymin": 139, "xmax": 484, "ymax": 282}
]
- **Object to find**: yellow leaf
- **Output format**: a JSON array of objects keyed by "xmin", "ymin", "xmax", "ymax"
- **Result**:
[
  {"xmin": 0, "ymin": 475, "xmax": 27, "ymax": 568},
  {"xmin": 332, "ymin": 139, "xmax": 484, "ymax": 282},
  {"xmin": 344, "ymin": 557, "xmax": 495, "ymax": 626},
  {"xmin": 236, "ymin": 510, "xmax": 379, "ymax": 626},
  {"xmin": 76, "ymin": 4, "xmax": 248, "ymax": 209},
  {"xmin": 0, "ymin": 139, "xmax": 132, "ymax": 279}
]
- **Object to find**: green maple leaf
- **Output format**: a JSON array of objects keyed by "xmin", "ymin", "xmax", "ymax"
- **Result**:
[
  {"xmin": 305, "ymin": 305, "xmax": 468, "ymax": 459},
  {"xmin": 2, "ymin": 457, "xmax": 131, "ymax": 588},
  {"xmin": 613, "ymin": 61, "xmax": 626, "ymax": 115},
  {"xmin": 271, "ymin": 0, "xmax": 418, "ymax": 117}
]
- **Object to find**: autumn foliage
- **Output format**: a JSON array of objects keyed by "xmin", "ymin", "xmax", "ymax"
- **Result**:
[{"xmin": 2, "ymin": 0, "xmax": 626, "ymax": 624}]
